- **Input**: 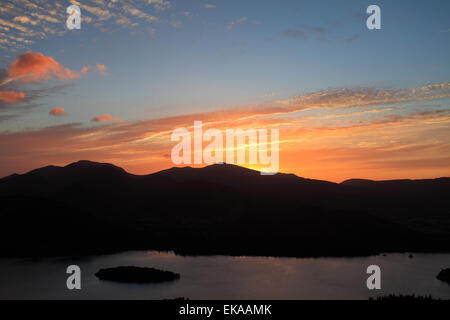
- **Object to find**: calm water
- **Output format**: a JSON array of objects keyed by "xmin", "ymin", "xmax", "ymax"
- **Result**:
[{"xmin": 1, "ymin": 251, "xmax": 450, "ymax": 300}]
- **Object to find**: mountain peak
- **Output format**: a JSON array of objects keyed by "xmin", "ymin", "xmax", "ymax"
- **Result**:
[
  {"xmin": 66, "ymin": 160, "xmax": 111, "ymax": 167},
  {"xmin": 340, "ymin": 178, "xmax": 375, "ymax": 185},
  {"xmin": 153, "ymin": 163, "xmax": 264, "ymax": 178},
  {"xmin": 65, "ymin": 160, "xmax": 126, "ymax": 173}
]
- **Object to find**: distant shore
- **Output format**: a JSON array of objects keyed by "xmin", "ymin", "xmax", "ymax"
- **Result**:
[{"xmin": 1, "ymin": 161, "xmax": 449, "ymax": 259}]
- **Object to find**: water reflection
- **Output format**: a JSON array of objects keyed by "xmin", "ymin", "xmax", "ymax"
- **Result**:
[{"xmin": 1, "ymin": 251, "xmax": 449, "ymax": 299}]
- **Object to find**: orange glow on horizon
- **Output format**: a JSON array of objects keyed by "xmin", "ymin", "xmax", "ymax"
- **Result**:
[{"xmin": 0, "ymin": 81, "xmax": 449, "ymax": 182}]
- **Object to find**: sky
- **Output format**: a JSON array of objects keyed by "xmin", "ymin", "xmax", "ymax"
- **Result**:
[{"xmin": 0, "ymin": 0, "xmax": 449, "ymax": 182}]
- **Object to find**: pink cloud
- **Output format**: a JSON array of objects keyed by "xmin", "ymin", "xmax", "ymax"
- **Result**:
[
  {"xmin": 49, "ymin": 107, "xmax": 66, "ymax": 116},
  {"xmin": 7, "ymin": 52, "xmax": 80, "ymax": 83},
  {"xmin": 91, "ymin": 114, "xmax": 121, "ymax": 122},
  {"xmin": 96, "ymin": 64, "xmax": 107, "ymax": 75},
  {"xmin": 0, "ymin": 91, "xmax": 25, "ymax": 103}
]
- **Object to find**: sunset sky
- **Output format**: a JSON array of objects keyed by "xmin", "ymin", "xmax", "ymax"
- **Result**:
[{"xmin": 0, "ymin": 0, "xmax": 449, "ymax": 182}]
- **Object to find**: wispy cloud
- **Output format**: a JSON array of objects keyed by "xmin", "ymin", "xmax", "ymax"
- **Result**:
[
  {"xmin": 92, "ymin": 114, "xmax": 122, "ymax": 123},
  {"xmin": 227, "ymin": 17, "xmax": 247, "ymax": 30},
  {"xmin": 282, "ymin": 25, "xmax": 328, "ymax": 41},
  {"xmin": 1, "ymin": 82, "xmax": 449, "ymax": 180},
  {"xmin": 282, "ymin": 24, "xmax": 361, "ymax": 43},
  {"xmin": 147, "ymin": 0, "xmax": 172, "ymax": 12},
  {"xmin": 0, "ymin": 51, "xmax": 103, "ymax": 116},
  {"xmin": 0, "ymin": 90, "xmax": 25, "ymax": 103},
  {"xmin": 343, "ymin": 34, "xmax": 360, "ymax": 43},
  {"xmin": 0, "ymin": 0, "xmax": 176, "ymax": 52},
  {"xmin": 0, "ymin": 51, "xmax": 80, "ymax": 110}
]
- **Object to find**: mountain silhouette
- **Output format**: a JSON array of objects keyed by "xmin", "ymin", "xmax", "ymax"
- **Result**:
[{"xmin": 0, "ymin": 161, "xmax": 449, "ymax": 257}]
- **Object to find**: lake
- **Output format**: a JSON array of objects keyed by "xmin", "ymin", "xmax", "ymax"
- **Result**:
[{"xmin": 1, "ymin": 251, "xmax": 450, "ymax": 299}]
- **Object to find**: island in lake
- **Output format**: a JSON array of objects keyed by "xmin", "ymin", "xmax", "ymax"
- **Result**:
[
  {"xmin": 95, "ymin": 266, "xmax": 180, "ymax": 283},
  {"xmin": 436, "ymin": 268, "xmax": 450, "ymax": 284}
]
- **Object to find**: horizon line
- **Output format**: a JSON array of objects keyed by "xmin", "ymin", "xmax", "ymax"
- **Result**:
[{"xmin": 1, "ymin": 159, "xmax": 449, "ymax": 184}]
